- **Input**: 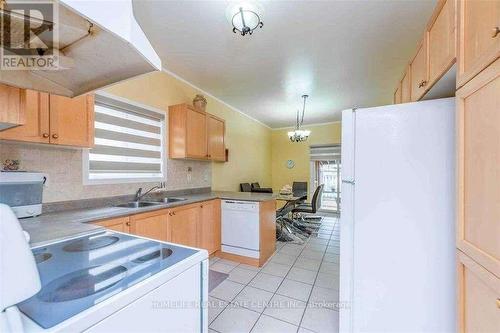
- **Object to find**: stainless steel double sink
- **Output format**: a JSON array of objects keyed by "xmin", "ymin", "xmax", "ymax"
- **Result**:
[{"xmin": 115, "ymin": 197, "xmax": 187, "ymax": 208}]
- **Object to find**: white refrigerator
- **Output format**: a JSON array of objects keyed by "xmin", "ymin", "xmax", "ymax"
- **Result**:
[{"xmin": 339, "ymin": 98, "xmax": 456, "ymax": 332}]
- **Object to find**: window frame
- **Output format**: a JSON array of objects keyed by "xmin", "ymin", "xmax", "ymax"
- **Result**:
[{"xmin": 82, "ymin": 92, "xmax": 166, "ymax": 185}]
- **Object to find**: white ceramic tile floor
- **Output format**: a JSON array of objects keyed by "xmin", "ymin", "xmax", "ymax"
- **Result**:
[{"xmin": 208, "ymin": 215, "xmax": 340, "ymax": 333}]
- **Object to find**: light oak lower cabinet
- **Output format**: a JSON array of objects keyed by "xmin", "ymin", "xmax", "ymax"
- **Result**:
[
  {"xmin": 93, "ymin": 216, "xmax": 130, "ymax": 233},
  {"xmin": 93, "ymin": 200, "xmax": 222, "ymax": 254},
  {"xmin": 457, "ymin": 58, "xmax": 500, "ymax": 277},
  {"xmin": 457, "ymin": 0, "xmax": 500, "ymax": 87},
  {"xmin": 168, "ymin": 203, "xmax": 200, "ymax": 248},
  {"xmin": 198, "ymin": 199, "xmax": 221, "ymax": 255},
  {"xmin": 129, "ymin": 210, "xmax": 169, "ymax": 242},
  {"xmin": 457, "ymin": 251, "xmax": 500, "ymax": 333}
]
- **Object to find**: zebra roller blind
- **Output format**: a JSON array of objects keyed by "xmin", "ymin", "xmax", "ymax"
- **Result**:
[
  {"xmin": 88, "ymin": 95, "xmax": 164, "ymax": 180},
  {"xmin": 309, "ymin": 144, "xmax": 341, "ymax": 161}
]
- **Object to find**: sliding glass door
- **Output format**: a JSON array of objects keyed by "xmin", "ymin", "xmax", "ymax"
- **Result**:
[{"xmin": 310, "ymin": 145, "xmax": 342, "ymax": 214}]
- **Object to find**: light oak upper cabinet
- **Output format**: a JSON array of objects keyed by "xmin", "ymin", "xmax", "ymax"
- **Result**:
[
  {"xmin": 168, "ymin": 103, "xmax": 226, "ymax": 161},
  {"xmin": 457, "ymin": 58, "xmax": 500, "ymax": 278},
  {"xmin": 186, "ymin": 107, "xmax": 208, "ymax": 158},
  {"xmin": 0, "ymin": 89, "xmax": 94, "ymax": 148},
  {"xmin": 410, "ymin": 37, "xmax": 429, "ymax": 101},
  {"xmin": 49, "ymin": 94, "xmax": 94, "ymax": 147},
  {"xmin": 198, "ymin": 199, "xmax": 221, "ymax": 254},
  {"xmin": 130, "ymin": 210, "xmax": 169, "ymax": 242},
  {"xmin": 457, "ymin": 251, "xmax": 500, "ymax": 333},
  {"xmin": 0, "ymin": 89, "xmax": 50, "ymax": 143},
  {"xmin": 207, "ymin": 115, "xmax": 225, "ymax": 161},
  {"xmin": 168, "ymin": 204, "xmax": 199, "ymax": 248},
  {"xmin": 393, "ymin": 84, "xmax": 402, "ymax": 104},
  {"xmin": 169, "ymin": 104, "xmax": 207, "ymax": 159},
  {"xmin": 457, "ymin": 0, "xmax": 500, "ymax": 87},
  {"xmin": 0, "ymin": 84, "xmax": 25, "ymax": 129},
  {"xmin": 400, "ymin": 68, "xmax": 411, "ymax": 103},
  {"xmin": 428, "ymin": 0, "xmax": 456, "ymax": 87}
]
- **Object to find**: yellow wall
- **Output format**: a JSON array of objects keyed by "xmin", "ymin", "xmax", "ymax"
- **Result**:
[
  {"xmin": 271, "ymin": 122, "xmax": 341, "ymax": 194},
  {"xmin": 104, "ymin": 71, "xmax": 272, "ymax": 191}
]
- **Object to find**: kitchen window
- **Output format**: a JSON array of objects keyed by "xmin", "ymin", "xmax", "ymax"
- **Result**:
[{"xmin": 83, "ymin": 93, "xmax": 165, "ymax": 184}]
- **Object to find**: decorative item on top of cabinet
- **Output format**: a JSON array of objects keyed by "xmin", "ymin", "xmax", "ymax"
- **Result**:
[
  {"xmin": 456, "ymin": 57, "xmax": 500, "ymax": 278},
  {"xmin": 400, "ymin": 68, "xmax": 411, "ymax": 103},
  {"xmin": 457, "ymin": 251, "xmax": 500, "ymax": 333},
  {"xmin": 0, "ymin": 83, "xmax": 25, "ymax": 130},
  {"xmin": 456, "ymin": 0, "xmax": 500, "ymax": 88},
  {"xmin": 428, "ymin": 0, "xmax": 456, "ymax": 87},
  {"xmin": 410, "ymin": 35, "xmax": 429, "ymax": 101},
  {"xmin": 192, "ymin": 94, "xmax": 207, "ymax": 112},
  {"xmin": 168, "ymin": 103, "xmax": 226, "ymax": 162},
  {"xmin": 0, "ymin": 88, "xmax": 94, "ymax": 148}
]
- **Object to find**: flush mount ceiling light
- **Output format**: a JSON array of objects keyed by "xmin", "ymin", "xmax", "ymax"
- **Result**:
[
  {"xmin": 226, "ymin": 2, "xmax": 263, "ymax": 36},
  {"xmin": 288, "ymin": 95, "xmax": 311, "ymax": 143}
]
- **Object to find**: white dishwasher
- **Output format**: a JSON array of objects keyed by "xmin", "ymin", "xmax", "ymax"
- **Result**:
[{"xmin": 221, "ymin": 200, "xmax": 260, "ymax": 258}]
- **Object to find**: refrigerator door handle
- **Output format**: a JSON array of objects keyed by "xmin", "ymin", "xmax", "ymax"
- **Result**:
[{"xmin": 342, "ymin": 178, "xmax": 355, "ymax": 185}]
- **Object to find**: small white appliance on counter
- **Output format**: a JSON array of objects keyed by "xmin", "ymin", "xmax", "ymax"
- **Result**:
[
  {"xmin": 339, "ymin": 98, "xmax": 456, "ymax": 332},
  {"xmin": 221, "ymin": 200, "xmax": 260, "ymax": 258},
  {"xmin": 0, "ymin": 172, "xmax": 46, "ymax": 218}
]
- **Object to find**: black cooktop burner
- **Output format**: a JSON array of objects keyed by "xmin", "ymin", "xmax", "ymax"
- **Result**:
[
  {"xmin": 63, "ymin": 236, "xmax": 119, "ymax": 252},
  {"xmin": 34, "ymin": 252, "xmax": 52, "ymax": 264},
  {"xmin": 133, "ymin": 248, "xmax": 173, "ymax": 264},
  {"xmin": 38, "ymin": 265, "xmax": 127, "ymax": 303}
]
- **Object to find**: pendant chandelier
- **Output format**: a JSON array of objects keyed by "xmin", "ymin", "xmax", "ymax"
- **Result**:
[{"xmin": 288, "ymin": 95, "xmax": 311, "ymax": 142}]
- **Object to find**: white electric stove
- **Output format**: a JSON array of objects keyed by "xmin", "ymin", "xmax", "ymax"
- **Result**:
[{"xmin": 17, "ymin": 230, "xmax": 208, "ymax": 332}]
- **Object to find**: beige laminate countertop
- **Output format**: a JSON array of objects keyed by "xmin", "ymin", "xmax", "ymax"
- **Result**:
[{"xmin": 20, "ymin": 191, "xmax": 275, "ymax": 248}]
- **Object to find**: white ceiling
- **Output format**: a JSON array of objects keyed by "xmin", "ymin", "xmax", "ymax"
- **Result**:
[{"xmin": 132, "ymin": 0, "xmax": 436, "ymax": 128}]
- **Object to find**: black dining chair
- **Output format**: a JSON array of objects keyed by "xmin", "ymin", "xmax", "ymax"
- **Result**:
[
  {"xmin": 292, "ymin": 184, "xmax": 324, "ymax": 220},
  {"xmin": 292, "ymin": 181, "xmax": 308, "ymax": 201},
  {"xmin": 240, "ymin": 183, "xmax": 252, "ymax": 192},
  {"xmin": 251, "ymin": 182, "xmax": 273, "ymax": 193}
]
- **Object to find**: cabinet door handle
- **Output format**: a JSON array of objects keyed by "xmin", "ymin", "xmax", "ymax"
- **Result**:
[
  {"xmin": 496, "ymin": 298, "xmax": 500, "ymax": 309},
  {"xmin": 200, "ymin": 205, "xmax": 203, "ymax": 208},
  {"xmin": 492, "ymin": 27, "xmax": 500, "ymax": 38},
  {"xmin": 126, "ymin": 222, "xmax": 131, "ymax": 226},
  {"xmin": 42, "ymin": 133, "xmax": 49, "ymax": 138},
  {"xmin": 52, "ymin": 134, "xmax": 59, "ymax": 139},
  {"xmin": 421, "ymin": 80, "xmax": 427, "ymax": 87}
]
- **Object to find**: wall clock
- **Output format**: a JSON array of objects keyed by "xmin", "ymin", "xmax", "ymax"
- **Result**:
[{"xmin": 286, "ymin": 160, "xmax": 295, "ymax": 169}]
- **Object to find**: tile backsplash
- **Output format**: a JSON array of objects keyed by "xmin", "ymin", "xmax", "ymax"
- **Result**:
[{"xmin": 0, "ymin": 142, "xmax": 211, "ymax": 203}]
